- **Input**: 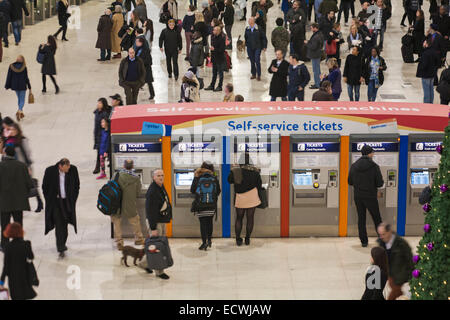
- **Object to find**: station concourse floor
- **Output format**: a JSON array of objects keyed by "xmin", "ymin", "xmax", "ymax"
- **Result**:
[{"xmin": 0, "ymin": 0, "xmax": 434, "ymax": 299}]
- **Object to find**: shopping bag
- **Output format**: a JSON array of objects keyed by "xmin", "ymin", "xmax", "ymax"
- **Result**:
[{"xmin": 28, "ymin": 90, "xmax": 34, "ymax": 104}]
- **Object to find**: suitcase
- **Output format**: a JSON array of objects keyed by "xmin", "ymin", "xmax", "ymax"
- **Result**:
[
  {"xmin": 145, "ymin": 236, "xmax": 174, "ymax": 271},
  {"xmin": 401, "ymin": 33, "xmax": 414, "ymax": 63}
]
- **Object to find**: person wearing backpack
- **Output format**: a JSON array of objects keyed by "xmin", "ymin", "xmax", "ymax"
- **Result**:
[
  {"xmin": 287, "ymin": 53, "xmax": 310, "ymax": 101},
  {"xmin": 228, "ymin": 153, "xmax": 262, "ymax": 246},
  {"xmin": 111, "ymin": 160, "xmax": 145, "ymax": 251},
  {"xmin": 190, "ymin": 162, "xmax": 221, "ymax": 251}
]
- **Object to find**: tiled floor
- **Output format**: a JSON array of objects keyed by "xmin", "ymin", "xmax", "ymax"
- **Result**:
[{"xmin": 0, "ymin": 0, "xmax": 432, "ymax": 299}]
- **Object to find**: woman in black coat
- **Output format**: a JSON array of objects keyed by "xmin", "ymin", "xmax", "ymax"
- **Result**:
[
  {"xmin": 53, "ymin": 0, "xmax": 70, "ymax": 41},
  {"xmin": 0, "ymin": 223, "xmax": 37, "ymax": 300},
  {"xmin": 411, "ymin": 9, "xmax": 425, "ymax": 61},
  {"xmin": 135, "ymin": 37, "xmax": 155, "ymax": 100},
  {"xmin": 93, "ymin": 98, "xmax": 111, "ymax": 174},
  {"xmin": 268, "ymin": 50, "xmax": 289, "ymax": 101},
  {"xmin": 343, "ymin": 45, "xmax": 364, "ymax": 101},
  {"xmin": 39, "ymin": 35, "xmax": 59, "ymax": 94},
  {"xmin": 362, "ymin": 247, "xmax": 388, "ymax": 300}
]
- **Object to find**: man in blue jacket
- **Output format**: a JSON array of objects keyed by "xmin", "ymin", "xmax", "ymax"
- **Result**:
[
  {"xmin": 287, "ymin": 54, "xmax": 310, "ymax": 101},
  {"xmin": 244, "ymin": 17, "xmax": 267, "ymax": 81}
]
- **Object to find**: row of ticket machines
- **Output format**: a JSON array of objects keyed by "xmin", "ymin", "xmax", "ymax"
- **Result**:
[{"xmin": 110, "ymin": 133, "xmax": 443, "ymax": 238}]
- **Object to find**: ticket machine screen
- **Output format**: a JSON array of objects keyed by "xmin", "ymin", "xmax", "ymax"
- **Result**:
[
  {"xmin": 411, "ymin": 171, "xmax": 429, "ymax": 185},
  {"xmin": 175, "ymin": 171, "xmax": 195, "ymax": 186},
  {"xmin": 294, "ymin": 172, "xmax": 313, "ymax": 186}
]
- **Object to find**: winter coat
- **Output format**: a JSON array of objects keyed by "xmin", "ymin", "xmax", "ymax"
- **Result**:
[
  {"xmin": 416, "ymin": 46, "xmax": 440, "ymax": 79},
  {"xmin": 116, "ymin": 170, "xmax": 141, "ymax": 219},
  {"xmin": 412, "ymin": 18, "xmax": 425, "ymax": 54},
  {"xmin": 347, "ymin": 31, "xmax": 363, "ymax": 51},
  {"xmin": 210, "ymin": 32, "xmax": 226, "ymax": 64},
  {"xmin": 348, "ymin": 155, "xmax": 384, "ymax": 199},
  {"xmin": 98, "ymin": 129, "xmax": 110, "ymax": 156},
  {"xmin": 244, "ymin": 25, "xmax": 267, "ymax": 50},
  {"xmin": 118, "ymin": 56, "xmax": 146, "ymax": 87},
  {"xmin": 95, "ymin": 14, "xmax": 113, "ymax": 50},
  {"xmin": 291, "ymin": 22, "xmax": 306, "ymax": 58},
  {"xmin": 190, "ymin": 168, "xmax": 221, "ymax": 213},
  {"xmin": 9, "ymin": 0, "xmax": 28, "ymax": 21},
  {"xmin": 180, "ymin": 78, "xmax": 200, "ymax": 102},
  {"xmin": 182, "ymin": 12, "xmax": 195, "ymax": 32},
  {"xmin": 286, "ymin": 7, "xmax": 306, "ymax": 32},
  {"xmin": 189, "ymin": 36, "xmax": 204, "ymax": 67},
  {"xmin": 343, "ymin": 54, "xmax": 363, "ymax": 85},
  {"xmin": 268, "ymin": 59, "xmax": 289, "ymax": 97},
  {"xmin": 39, "ymin": 44, "xmax": 57, "ymax": 76},
  {"xmin": 134, "ymin": 3, "xmax": 147, "ymax": 21},
  {"xmin": 57, "ymin": 0, "xmax": 69, "ymax": 26},
  {"xmin": 306, "ymin": 31, "xmax": 324, "ymax": 59},
  {"xmin": 0, "ymin": 156, "xmax": 32, "ymax": 212},
  {"xmin": 118, "ymin": 21, "xmax": 136, "ymax": 51},
  {"xmin": 111, "ymin": 12, "xmax": 124, "ymax": 53},
  {"xmin": 93, "ymin": 108, "xmax": 111, "ymax": 150},
  {"xmin": 271, "ymin": 26, "xmax": 290, "ymax": 53},
  {"xmin": 319, "ymin": 15, "xmax": 335, "ymax": 39},
  {"xmin": 324, "ymin": 67, "xmax": 342, "ymax": 96},
  {"xmin": 362, "ymin": 55, "xmax": 387, "ymax": 86},
  {"xmin": 377, "ymin": 234, "xmax": 414, "ymax": 286},
  {"xmin": 194, "ymin": 21, "xmax": 209, "ymax": 46},
  {"xmin": 145, "ymin": 181, "xmax": 172, "ymax": 230},
  {"xmin": 437, "ymin": 67, "xmax": 450, "ymax": 100},
  {"xmin": 136, "ymin": 44, "xmax": 153, "ymax": 83},
  {"xmin": 0, "ymin": 0, "xmax": 11, "ymax": 24},
  {"xmin": 0, "ymin": 239, "xmax": 36, "ymax": 300},
  {"xmin": 318, "ymin": 0, "xmax": 338, "ymax": 16},
  {"xmin": 42, "ymin": 163, "xmax": 80, "ymax": 235},
  {"xmin": 251, "ymin": 0, "xmax": 273, "ymax": 24},
  {"xmin": 312, "ymin": 87, "xmax": 335, "ymax": 101},
  {"xmin": 223, "ymin": 4, "xmax": 234, "ymax": 26},
  {"xmin": 288, "ymin": 63, "xmax": 310, "ymax": 92},
  {"xmin": 159, "ymin": 27, "xmax": 182, "ymax": 54},
  {"xmin": 228, "ymin": 165, "xmax": 262, "ymax": 194},
  {"xmin": 5, "ymin": 62, "xmax": 31, "ymax": 91}
]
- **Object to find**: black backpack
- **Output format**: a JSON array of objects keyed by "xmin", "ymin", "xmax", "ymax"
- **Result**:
[{"xmin": 97, "ymin": 173, "xmax": 122, "ymax": 216}]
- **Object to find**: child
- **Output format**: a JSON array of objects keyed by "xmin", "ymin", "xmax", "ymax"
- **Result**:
[
  {"xmin": 223, "ymin": 83, "xmax": 235, "ymax": 102},
  {"xmin": 97, "ymin": 118, "xmax": 111, "ymax": 180}
]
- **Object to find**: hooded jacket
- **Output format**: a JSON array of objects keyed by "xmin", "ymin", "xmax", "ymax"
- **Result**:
[
  {"xmin": 5, "ymin": 62, "xmax": 31, "ymax": 91},
  {"xmin": 348, "ymin": 155, "xmax": 384, "ymax": 199},
  {"xmin": 190, "ymin": 36, "xmax": 204, "ymax": 67}
]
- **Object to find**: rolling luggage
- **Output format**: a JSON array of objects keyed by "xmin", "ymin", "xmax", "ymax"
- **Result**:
[
  {"xmin": 145, "ymin": 236, "xmax": 174, "ymax": 270},
  {"xmin": 401, "ymin": 33, "xmax": 414, "ymax": 63}
]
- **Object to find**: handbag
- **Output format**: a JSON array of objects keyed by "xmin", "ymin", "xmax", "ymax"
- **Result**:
[
  {"xmin": 28, "ymin": 90, "xmax": 34, "ymax": 104},
  {"xmin": 27, "ymin": 260, "xmax": 39, "ymax": 287},
  {"xmin": 257, "ymin": 187, "xmax": 268, "ymax": 209},
  {"xmin": 325, "ymin": 40, "xmax": 337, "ymax": 55}
]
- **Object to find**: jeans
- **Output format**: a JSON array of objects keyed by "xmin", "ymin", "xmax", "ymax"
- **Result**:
[
  {"xmin": 15, "ymin": 90, "xmax": 26, "ymax": 111},
  {"xmin": 347, "ymin": 84, "xmax": 360, "ymax": 101},
  {"xmin": 100, "ymin": 49, "xmax": 111, "ymax": 60},
  {"xmin": 189, "ymin": 0, "xmax": 197, "ymax": 6},
  {"xmin": 247, "ymin": 47, "xmax": 262, "ymax": 77},
  {"xmin": 1, "ymin": 23, "xmax": 8, "ymax": 46},
  {"xmin": 367, "ymin": 79, "xmax": 379, "ymax": 102},
  {"xmin": 311, "ymin": 58, "xmax": 321, "ymax": 87},
  {"xmin": 11, "ymin": 20, "xmax": 22, "ymax": 44},
  {"xmin": 270, "ymin": 96, "xmax": 287, "ymax": 101},
  {"xmin": 210, "ymin": 62, "xmax": 224, "ymax": 88},
  {"xmin": 421, "ymin": 78, "xmax": 434, "ymax": 104},
  {"xmin": 287, "ymin": 88, "xmax": 305, "ymax": 101}
]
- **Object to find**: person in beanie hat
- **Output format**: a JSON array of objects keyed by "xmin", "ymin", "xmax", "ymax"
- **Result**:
[
  {"xmin": 109, "ymin": 94, "xmax": 123, "ymax": 107},
  {"xmin": 180, "ymin": 70, "xmax": 200, "ymax": 102},
  {"xmin": 348, "ymin": 144, "xmax": 384, "ymax": 247}
]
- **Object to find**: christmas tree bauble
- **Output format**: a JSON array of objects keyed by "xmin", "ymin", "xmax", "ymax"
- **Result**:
[
  {"xmin": 424, "ymin": 224, "xmax": 431, "ymax": 233},
  {"xmin": 436, "ymin": 144, "xmax": 443, "ymax": 154},
  {"xmin": 440, "ymin": 184, "xmax": 448, "ymax": 193},
  {"xmin": 423, "ymin": 203, "xmax": 431, "ymax": 213},
  {"xmin": 413, "ymin": 255, "xmax": 420, "ymax": 264},
  {"xmin": 427, "ymin": 242, "xmax": 434, "ymax": 251},
  {"xmin": 412, "ymin": 269, "xmax": 420, "ymax": 278}
]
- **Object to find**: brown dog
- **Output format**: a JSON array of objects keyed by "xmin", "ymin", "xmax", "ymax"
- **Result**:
[
  {"xmin": 120, "ymin": 246, "xmax": 145, "ymax": 267},
  {"xmin": 236, "ymin": 35, "xmax": 245, "ymax": 52}
]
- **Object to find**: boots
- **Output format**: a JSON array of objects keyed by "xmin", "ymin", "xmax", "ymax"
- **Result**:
[{"xmin": 35, "ymin": 195, "xmax": 43, "ymax": 213}]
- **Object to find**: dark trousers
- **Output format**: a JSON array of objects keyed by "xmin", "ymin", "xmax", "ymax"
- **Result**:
[
  {"xmin": 94, "ymin": 152, "xmax": 100, "ymax": 171},
  {"xmin": 54, "ymin": 23, "xmax": 68, "ymax": 39},
  {"xmin": 0, "ymin": 211, "xmax": 23, "ymax": 248},
  {"xmin": 42, "ymin": 74, "xmax": 58, "ymax": 90},
  {"xmin": 354, "ymin": 197, "xmax": 382, "ymax": 245},
  {"xmin": 337, "ymin": 1, "xmax": 352, "ymax": 23},
  {"xmin": 288, "ymin": 88, "xmax": 305, "ymax": 101},
  {"xmin": 100, "ymin": 49, "xmax": 111, "ymax": 60},
  {"xmin": 165, "ymin": 52, "xmax": 179, "ymax": 78},
  {"xmin": 123, "ymin": 81, "xmax": 141, "ymax": 105},
  {"xmin": 225, "ymin": 25, "xmax": 232, "ymax": 47},
  {"xmin": 2, "ymin": 23, "xmax": 8, "ymax": 46},
  {"xmin": 199, "ymin": 216, "xmax": 213, "ymax": 244},
  {"xmin": 441, "ymin": 97, "xmax": 450, "ymax": 105},
  {"xmin": 247, "ymin": 48, "xmax": 262, "ymax": 77},
  {"xmin": 54, "ymin": 199, "xmax": 70, "ymax": 253},
  {"xmin": 147, "ymin": 82, "xmax": 155, "ymax": 98},
  {"xmin": 210, "ymin": 61, "xmax": 224, "ymax": 88}
]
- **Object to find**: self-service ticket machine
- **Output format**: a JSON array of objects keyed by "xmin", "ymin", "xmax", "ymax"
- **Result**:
[
  {"xmin": 289, "ymin": 135, "xmax": 340, "ymax": 236},
  {"xmin": 348, "ymin": 134, "xmax": 400, "ymax": 236},
  {"xmin": 406, "ymin": 134, "xmax": 443, "ymax": 235},
  {"xmin": 171, "ymin": 134, "xmax": 222, "ymax": 237},
  {"xmin": 230, "ymin": 135, "xmax": 280, "ymax": 237},
  {"xmin": 110, "ymin": 135, "xmax": 163, "ymax": 238}
]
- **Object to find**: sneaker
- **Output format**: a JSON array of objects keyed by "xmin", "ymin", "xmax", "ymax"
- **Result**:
[
  {"xmin": 96, "ymin": 173, "xmax": 107, "ymax": 180},
  {"xmin": 158, "ymin": 273, "xmax": 170, "ymax": 280}
]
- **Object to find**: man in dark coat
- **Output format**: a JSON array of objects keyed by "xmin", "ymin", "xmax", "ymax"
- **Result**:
[
  {"xmin": 348, "ymin": 145, "xmax": 384, "ymax": 247},
  {"xmin": 205, "ymin": 25, "xmax": 226, "ymax": 91},
  {"xmin": 9, "ymin": 0, "xmax": 28, "ymax": 45},
  {"xmin": 377, "ymin": 223, "xmax": 413, "ymax": 300},
  {"xmin": 244, "ymin": 17, "xmax": 267, "ymax": 81},
  {"xmin": 287, "ymin": 53, "xmax": 310, "ymax": 101},
  {"xmin": 268, "ymin": 49, "xmax": 289, "ymax": 101},
  {"xmin": 159, "ymin": 19, "xmax": 182, "ymax": 80},
  {"xmin": 0, "ymin": 0, "xmax": 11, "ymax": 49},
  {"xmin": 416, "ymin": 38, "xmax": 441, "ymax": 104},
  {"xmin": 42, "ymin": 158, "xmax": 80, "ymax": 259},
  {"xmin": 432, "ymin": 5, "xmax": 450, "ymax": 53},
  {"xmin": 305, "ymin": 23, "xmax": 324, "ymax": 89},
  {"xmin": 0, "ymin": 146, "xmax": 32, "ymax": 250},
  {"xmin": 96, "ymin": 9, "xmax": 113, "ymax": 61},
  {"xmin": 118, "ymin": 47, "xmax": 146, "ymax": 105}
]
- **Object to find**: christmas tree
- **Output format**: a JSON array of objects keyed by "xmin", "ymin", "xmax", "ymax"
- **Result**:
[{"xmin": 409, "ymin": 124, "xmax": 450, "ymax": 300}]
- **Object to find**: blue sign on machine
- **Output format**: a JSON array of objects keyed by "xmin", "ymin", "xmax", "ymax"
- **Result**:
[
  {"xmin": 293, "ymin": 142, "xmax": 340, "ymax": 152},
  {"xmin": 410, "ymin": 142, "xmax": 442, "ymax": 152},
  {"xmin": 351, "ymin": 142, "xmax": 399, "ymax": 152},
  {"xmin": 234, "ymin": 142, "xmax": 278, "ymax": 152},
  {"xmin": 174, "ymin": 142, "xmax": 220, "ymax": 152},
  {"xmin": 114, "ymin": 143, "xmax": 162, "ymax": 153}
]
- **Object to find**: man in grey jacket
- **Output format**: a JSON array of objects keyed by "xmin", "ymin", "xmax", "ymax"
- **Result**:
[{"xmin": 305, "ymin": 23, "xmax": 324, "ymax": 89}]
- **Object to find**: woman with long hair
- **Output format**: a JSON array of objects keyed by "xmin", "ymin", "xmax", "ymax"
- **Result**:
[
  {"xmin": 143, "ymin": 18, "xmax": 154, "ymax": 52},
  {"xmin": 40, "ymin": 35, "xmax": 59, "ymax": 94},
  {"xmin": 362, "ymin": 46, "xmax": 387, "ymax": 102},
  {"xmin": 54, "ymin": 0, "xmax": 70, "ymax": 41},
  {"xmin": 4, "ymin": 55, "xmax": 31, "ymax": 121},
  {"xmin": 412, "ymin": 9, "xmax": 425, "ymax": 62},
  {"xmin": 93, "ymin": 98, "xmax": 111, "ymax": 174},
  {"xmin": 321, "ymin": 58, "xmax": 342, "ymax": 101},
  {"xmin": 362, "ymin": 247, "xmax": 389, "ymax": 300}
]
